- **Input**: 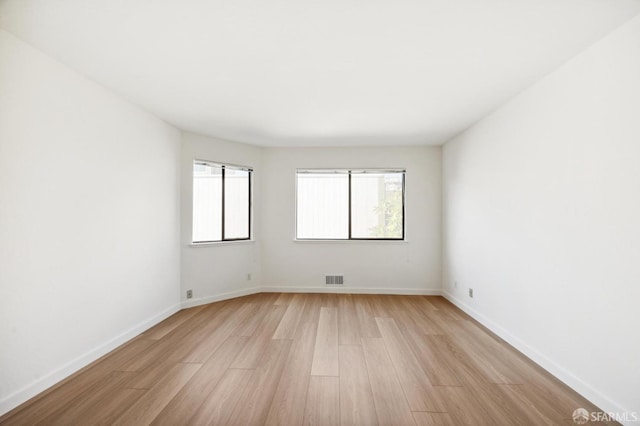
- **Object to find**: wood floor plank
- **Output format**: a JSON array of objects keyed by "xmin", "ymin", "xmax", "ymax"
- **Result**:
[
  {"xmin": 311, "ymin": 307, "xmax": 339, "ymax": 376},
  {"xmin": 124, "ymin": 301, "xmax": 243, "ymax": 389},
  {"xmin": 0, "ymin": 338, "xmax": 155, "ymax": 426},
  {"xmin": 401, "ymin": 330, "xmax": 462, "ymax": 386},
  {"xmin": 119, "ymin": 301, "xmax": 235, "ymax": 373},
  {"xmin": 412, "ymin": 412, "xmax": 457, "ymax": 426},
  {"xmin": 368, "ymin": 294, "xmax": 392, "ymax": 317},
  {"xmin": 397, "ymin": 296, "xmax": 445, "ymax": 335},
  {"xmin": 362, "ymin": 338, "xmax": 416, "ymax": 426},
  {"xmin": 438, "ymin": 383, "xmax": 511, "ymax": 426},
  {"xmin": 266, "ymin": 321, "xmax": 317, "ymax": 426},
  {"xmin": 233, "ymin": 301, "xmax": 271, "ymax": 337},
  {"xmin": 227, "ymin": 339, "xmax": 293, "ymax": 425},
  {"xmin": 461, "ymin": 378, "xmax": 540, "ymax": 425},
  {"xmin": 303, "ymin": 376, "xmax": 340, "ymax": 425},
  {"xmin": 298, "ymin": 292, "xmax": 323, "ymax": 325},
  {"xmin": 187, "ymin": 368, "xmax": 254, "ymax": 425},
  {"xmin": 422, "ymin": 319, "xmax": 515, "ymax": 386},
  {"xmin": 230, "ymin": 304, "xmax": 287, "ymax": 369},
  {"xmin": 445, "ymin": 319, "xmax": 523, "ymax": 384},
  {"xmin": 427, "ymin": 336, "xmax": 544, "ymax": 425},
  {"xmin": 391, "ymin": 306, "xmax": 426, "ymax": 336},
  {"xmin": 376, "ymin": 317, "xmax": 447, "ymax": 412},
  {"xmin": 273, "ymin": 293, "xmax": 307, "ymax": 339},
  {"xmin": 377, "ymin": 294, "xmax": 407, "ymax": 311},
  {"xmin": 492, "ymin": 384, "xmax": 561, "ymax": 425},
  {"xmin": 321, "ymin": 293, "xmax": 339, "ymax": 308},
  {"xmin": 38, "ymin": 371, "xmax": 137, "ymax": 426},
  {"xmin": 274, "ymin": 292, "xmax": 294, "ymax": 305},
  {"xmin": 339, "ymin": 345, "xmax": 378, "ymax": 426},
  {"xmin": 338, "ymin": 294, "xmax": 360, "ymax": 345},
  {"xmin": 151, "ymin": 336, "xmax": 249, "ymax": 425},
  {"xmin": 517, "ymin": 361, "xmax": 601, "ymax": 419},
  {"xmin": 415, "ymin": 296, "xmax": 440, "ymax": 312},
  {"xmin": 426, "ymin": 297, "xmax": 466, "ymax": 321},
  {"xmin": 91, "ymin": 337, "xmax": 158, "ymax": 373},
  {"xmin": 436, "ymin": 353, "xmax": 533, "ymax": 425},
  {"xmin": 182, "ymin": 302, "xmax": 256, "ymax": 363},
  {"xmin": 86, "ymin": 389, "xmax": 147, "ymax": 426},
  {"xmin": 141, "ymin": 305, "xmax": 204, "ymax": 340},
  {"xmin": 113, "ymin": 363, "xmax": 201, "ymax": 425},
  {"xmin": 354, "ymin": 295, "xmax": 381, "ymax": 338}
]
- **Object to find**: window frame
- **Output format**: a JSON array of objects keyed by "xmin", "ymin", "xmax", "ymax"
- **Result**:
[
  {"xmin": 192, "ymin": 159, "xmax": 252, "ymax": 243},
  {"xmin": 295, "ymin": 168, "xmax": 406, "ymax": 241}
]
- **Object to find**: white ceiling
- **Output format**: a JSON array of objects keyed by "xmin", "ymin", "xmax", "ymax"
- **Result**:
[{"xmin": 1, "ymin": 0, "xmax": 640, "ymax": 147}]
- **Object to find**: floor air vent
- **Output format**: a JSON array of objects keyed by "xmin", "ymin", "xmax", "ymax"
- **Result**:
[{"xmin": 325, "ymin": 275, "xmax": 344, "ymax": 285}]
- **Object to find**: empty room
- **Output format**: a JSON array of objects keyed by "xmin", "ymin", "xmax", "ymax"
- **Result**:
[{"xmin": 1, "ymin": 0, "xmax": 639, "ymax": 424}]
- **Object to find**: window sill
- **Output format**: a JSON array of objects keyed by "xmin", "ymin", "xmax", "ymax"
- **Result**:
[
  {"xmin": 189, "ymin": 240, "xmax": 256, "ymax": 247},
  {"xmin": 293, "ymin": 239, "xmax": 408, "ymax": 244}
]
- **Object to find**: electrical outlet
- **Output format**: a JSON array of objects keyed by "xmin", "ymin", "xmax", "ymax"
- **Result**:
[
  {"xmin": 187, "ymin": 290, "xmax": 193, "ymax": 299},
  {"xmin": 247, "ymin": 273, "xmax": 252, "ymax": 281},
  {"xmin": 468, "ymin": 288, "xmax": 473, "ymax": 298},
  {"xmin": 454, "ymin": 280, "xmax": 458, "ymax": 289}
]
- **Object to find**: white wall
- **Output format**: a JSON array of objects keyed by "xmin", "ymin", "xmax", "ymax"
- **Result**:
[
  {"xmin": 261, "ymin": 146, "xmax": 441, "ymax": 293},
  {"xmin": 0, "ymin": 30, "xmax": 181, "ymax": 414},
  {"xmin": 180, "ymin": 132, "xmax": 262, "ymax": 306},
  {"xmin": 443, "ymin": 14, "xmax": 640, "ymax": 417}
]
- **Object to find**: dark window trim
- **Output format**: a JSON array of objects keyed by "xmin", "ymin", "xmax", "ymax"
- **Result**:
[
  {"xmin": 193, "ymin": 160, "xmax": 252, "ymax": 243},
  {"xmin": 296, "ymin": 169, "xmax": 405, "ymax": 241},
  {"xmin": 348, "ymin": 172, "xmax": 352, "ymax": 239},
  {"xmin": 221, "ymin": 166, "xmax": 226, "ymax": 240}
]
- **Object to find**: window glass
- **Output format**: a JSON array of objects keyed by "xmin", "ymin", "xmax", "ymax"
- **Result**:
[
  {"xmin": 296, "ymin": 170, "xmax": 404, "ymax": 240},
  {"xmin": 351, "ymin": 172, "xmax": 404, "ymax": 239},
  {"xmin": 296, "ymin": 173, "xmax": 349, "ymax": 239},
  {"xmin": 224, "ymin": 168, "xmax": 250, "ymax": 239},
  {"xmin": 192, "ymin": 161, "xmax": 251, "ymax": 243},
  {"xmin": 193, "ymin": 163, "xmax": 222, "ymax": 242}
]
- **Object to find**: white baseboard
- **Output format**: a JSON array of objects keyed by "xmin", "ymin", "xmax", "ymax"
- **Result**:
[
  {"xmin": 181, "ymin": 286, "xmax": 439, "ymax": 308},
  {"xmin": 0, "ymin": 302, "xmax": 181, "ymax": 417},
  {"xmin": 442, "ymin": 291, "xmax": 631, "ymax": 421},
  {"xmin": 261, "ymin": 286, "xmax": 442, "ymax": 295},
  {"xmin": 181, "ymin": 286, "xmax": 261, "ymax": 308}
]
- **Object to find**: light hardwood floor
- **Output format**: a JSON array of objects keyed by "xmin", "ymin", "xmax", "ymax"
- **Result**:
[{"xmin": 0, "ymin": 293, "xmax": 616, "ymax": 425}]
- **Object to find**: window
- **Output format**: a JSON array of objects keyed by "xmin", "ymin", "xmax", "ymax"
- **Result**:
[
  {"xmin": 192, "ymin": 161, "xmax": 251, "ymax": 242},
  {"xmin": 296, "ymin": 169, "xmax": 405, "ymax": 240}
]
